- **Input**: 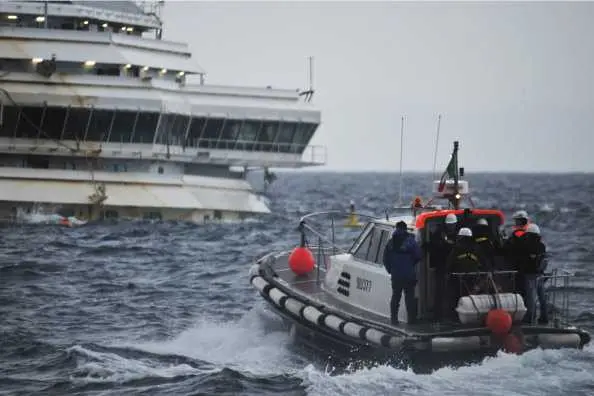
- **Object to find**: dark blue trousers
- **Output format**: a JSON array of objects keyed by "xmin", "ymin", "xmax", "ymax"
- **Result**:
[{"xmin": 391, "ymin": 278, "xmax": 417, "ymax": 324}]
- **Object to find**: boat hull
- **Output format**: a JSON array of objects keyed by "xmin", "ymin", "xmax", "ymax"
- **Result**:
[{"xmin": 250, "ymin": 259, "xmax": 591, "ymax": 373}]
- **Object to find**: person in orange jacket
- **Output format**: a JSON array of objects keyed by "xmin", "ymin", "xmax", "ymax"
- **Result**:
[{"xmin": 510, "ymin": 210, "xmax": 530, "ymax": 237}]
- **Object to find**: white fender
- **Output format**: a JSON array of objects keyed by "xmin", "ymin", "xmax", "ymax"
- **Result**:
[
  {"xmin": 387, "ymin": 335, "xmax": 404, "ymax": 348},
  {"xmin": 285, "ymin": 298, "xmax": 305, "ymax": 316},
  {"xmin": 269, "ymin": 288, "xmax": 287, "ymax": 305},
  {"xmin": 251, "ymin": 276, "xmax": 268, "ymax": 292},
  {"xmin": 248, "ymin": 263, "xmax": 259, "ymax": 278},
  {"xmin": 364, "ymin": 328, "xmax": 387, "ymax": 345},
  {"xmin": 302, "ymin": 306, "xmax": 323, "ymax": 324},
  {"xmin": 537, "ymin": 333, "xmax": 581, "ymax": 349},
  {"xmin": 343, "ymin": 322, "xmax": 364, "ymax": 339},
  {"xmin": 324, "ymin": 314, "xmax": 343, "ymax": 332},
  {"xmin": 431, "ymin": 336, "xmax": 482, "ymax": 352}
]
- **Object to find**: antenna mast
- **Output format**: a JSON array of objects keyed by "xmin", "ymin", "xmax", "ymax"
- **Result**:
[
  {"xmin": 432, "ymin": 114, "xmax": 442, "ymax": 179},
  {"xmin": 398, "ymin": 115, "xmax": 405, "ymax": 206},
  {"xmin": 299, "ymin": 56, "xmax": 315, "ymax": 102}
]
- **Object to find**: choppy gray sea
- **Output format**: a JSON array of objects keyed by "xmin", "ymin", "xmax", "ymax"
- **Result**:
[{"xmin": 0, "ymin": 172, "xmax": 593, "ymax": 395}]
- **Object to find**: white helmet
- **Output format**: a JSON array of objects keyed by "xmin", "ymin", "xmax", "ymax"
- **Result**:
[
  {"xmin": 445, "ymin": 213, "xmax": 457, "ymax": 224},
  {"xmin": 458, "ymin": 227, "xmax": 472, "ymax": 237},
  {"xmin": 477, "ymin": 218, "xmax": 488, "ymax": 226},
  {"xmin": 525, "ymin": 223, "xmax": 540, "ymax": 235},
  {"xmin": 512, "ymin": 210, "xmax": 528, "ymax": 220}
]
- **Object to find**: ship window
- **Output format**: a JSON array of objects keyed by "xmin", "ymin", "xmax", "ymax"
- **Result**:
[
  {"xmin": 292, "ymin": 123, "xmax": 318, "ymax": 153},
  {"xmin": 96, "ymin": 66, "xmax": 120, "ymax": 76},
  {"xmin": 26, "ymin": 156, "xmax": 49, "ymax": 169},
  {"xmin": 235, "ymin": 120, "xmax": 261, "ymax": 151},
  {"xmin": 258, "ymin": 121, "xmax": 279, "ymax": 152},
  {"xmin": 170, "ymin": 115, "xmax": 189, "ymax": 147},
  {"xmin": 199, "ymin": 118, "xmax": 224, "ymax": 148},
  {"xmin": 218, "ymin": 120, "xmax": 242, "ymax": 149},
  {"xmin": 352, "ymin": 226, "xmax": 374, "ymax": 261},
  {"xmin": 15, "ymin": 106, "xmax": 44, "ymax": 139},
  {"xmin": 144, "ymin": 211, "xmax": 162, "ymax": 220},
  {"xmin": 42, "ymin": 107, "xmax": 67, "ymax": 140},
  {"xmin": 109, "ymin": 110, "xmax": 137, "ymax": 143},
  {"xmin": 155, "ymin": 114, "xmax": 174, "ymax": 145},
  {"xmin": 62, "ymin": 107, "xmax": 89, "ymax": 141},
  {"xmin": 276, "ymin": 122, "xmax": 296, "ymax": 152},
  {"xmin": 157, "ymin": 166, "xmax": 164, "ymax": 174},
  {"xmin": 132, "ymin": 112, "xmax": 159, "ymax": 143},
  {"xmin": 186, "ymin": 117, "xmax": 207, "ymax": 148},
  {"xmin": 86, "ymin": 109, "xmax": 114, "ymax": 142},
  {"xmin": 102, "ymin": 210, "xmax": 119, "ymax": 219},
  {"xmin": 0, "ymin": 105, "xmax": 19, "ymax": 138},
  {"xmin": 214, "ymin": 210, "xmax": 222, "ymax": 220}
]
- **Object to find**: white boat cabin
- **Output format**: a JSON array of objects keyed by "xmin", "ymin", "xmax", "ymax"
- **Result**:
[{"xmin": 323, "ymin": 209, "xmax": 506, "ymax": 323}]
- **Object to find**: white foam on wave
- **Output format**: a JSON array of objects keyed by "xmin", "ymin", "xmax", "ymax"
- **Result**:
[
  {"xmin": 300, "ymin": 344, "xmax": 594, "ymax": 396},
  {"xmin": 66, "ymin": 344, "xmax": 211, "ymax": 384},
  {"xmin": 123, "ymin": 302, "xmax": 301, "ymax": 376}
]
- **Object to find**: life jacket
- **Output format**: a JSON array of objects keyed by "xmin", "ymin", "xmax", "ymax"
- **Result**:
[{"xmin": 512, "ymin": 224, "xmax": 528, "ymax": 237}]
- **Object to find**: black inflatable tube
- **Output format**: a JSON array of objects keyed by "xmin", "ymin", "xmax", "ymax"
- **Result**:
[{"xmin": 254, "ymin": 264, "xmax": 591, "ymax": 350}]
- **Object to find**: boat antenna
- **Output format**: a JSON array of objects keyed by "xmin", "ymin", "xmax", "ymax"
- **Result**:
[
  {"xmin": 397, "ymin": 115, "xmax": 405, "ymax": 207},
  {"xmin": 453, "ymin": 140, "xmax": 460, "ymax": 209},
  {"xmin": 431, "ymin": 114, "xmax": 442, "ymax": 179}
]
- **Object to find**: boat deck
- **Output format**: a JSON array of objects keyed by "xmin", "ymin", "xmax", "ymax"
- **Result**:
[{"xmin": 267, "ymin": 253, "xmax": 477, "ymax": 337}]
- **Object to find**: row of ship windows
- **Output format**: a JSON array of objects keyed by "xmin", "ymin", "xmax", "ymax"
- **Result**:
[
  {"xmin": 1, "ymin": 58, "xmax": 184, "ymax": 81},
  {"xmin": 0, "ymin": 106, "xmax": 317, "ymax": 153},
  {"xmin": 0, "ymin": 15, "xmax": 146, "ymax": 36}
]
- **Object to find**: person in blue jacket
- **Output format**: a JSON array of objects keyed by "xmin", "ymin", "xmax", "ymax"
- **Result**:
[{"xmin": 383, "ymin": 220, "xmax": 422, "ymax": 325}]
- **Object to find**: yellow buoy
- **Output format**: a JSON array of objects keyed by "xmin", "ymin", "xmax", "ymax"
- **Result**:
[{"xmin": 345, "ymin": 200, "xmax": 363, "ymax": 227}]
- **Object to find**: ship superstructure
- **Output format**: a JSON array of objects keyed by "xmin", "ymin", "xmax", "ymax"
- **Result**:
[{"xmin": 0, "ymin": 0, "xmax": 324, "ymax": 222}]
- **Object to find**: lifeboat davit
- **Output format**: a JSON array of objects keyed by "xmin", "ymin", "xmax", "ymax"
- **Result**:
[{"xmin": 248, "ymin": 141, "xmax": 591, "ymax": 372}]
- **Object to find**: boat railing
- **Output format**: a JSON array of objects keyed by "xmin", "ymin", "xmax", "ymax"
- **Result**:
[
  {"xmin": 448, "ymin": 269, "xmax": 576, "ymax": 327},
  {"xmin": 538, "ymin": 269, "xmax": 574, "ymax": 327},
  {"xmin": 298, "ymin": 210, "xmax": 377, "ymax": 283}
]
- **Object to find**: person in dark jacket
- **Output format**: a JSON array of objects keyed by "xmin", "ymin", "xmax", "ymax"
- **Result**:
[
  {"xmin": 427, "ymin": 213, "xmax": 458, "ymax": 320},
  {"xmin": 516, "ymin": 223, "xmax": 549, "ymax": 324},
  {"xmin": 383, "ymin": 221, "xmax": 422, "ymax": 325},
  {"xmin": 444, "ymin": 227, "xmax": 484, "ymax": 319},
  {"xmin": 503, "ymin": 212, "xmax": 531, "ymax": 298},
  {"xmin": 472, "ymin": 218, "xmax": 500, "ymax": 271}
]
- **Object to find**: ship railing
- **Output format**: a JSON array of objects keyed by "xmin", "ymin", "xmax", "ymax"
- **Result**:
[
  {"xmin": 448, "ymin": 269, "xmax": 576, "ymax": 327},
  {"xmin": 0, "ymin": 137, "xmax": 327, "ymax": 165},
  {"xmin": 297, "ymin": 210, "xmax": 378, "ymax": 283}
]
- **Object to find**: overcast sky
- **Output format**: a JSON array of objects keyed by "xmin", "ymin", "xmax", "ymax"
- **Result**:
[{"xmin": 162, "ymin": 1, "xmax": 594, "ymax": 173}]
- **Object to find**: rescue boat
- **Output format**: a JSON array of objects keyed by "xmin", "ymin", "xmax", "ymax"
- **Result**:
[{"xmin": 248, "ymin": 141, "xmax": 591, "ymax": 372}]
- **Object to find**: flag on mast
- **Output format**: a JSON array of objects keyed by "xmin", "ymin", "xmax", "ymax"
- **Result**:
[{"xmin": 437, "ymin": 151, "xmax": 458, "ymax": 192}]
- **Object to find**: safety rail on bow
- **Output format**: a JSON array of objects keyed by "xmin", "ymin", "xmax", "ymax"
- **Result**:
[{"xmin": 297, "ymin": 210, "xmax": 379, "ymax": 283}]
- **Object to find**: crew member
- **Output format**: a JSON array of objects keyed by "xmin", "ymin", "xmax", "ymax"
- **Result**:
[
  {"xmin": 445, "ymin": 227, "xmax": 483, "ymax": 318},
  {"xmin": 473, "ymin": 218, "xmax": 499, "ymax": 270},
  {"xmin": 511, "ymin": 210, "xmax": 530, "ymax": 237},
  {"xmin": 427, "ymin": 213, "xmax": 458, "ymax": 320},
  {"xmin": 516, "ymin": 223, "xmax": 549, "ymax": 324},
  {"xmin": 503, "ymin": 210, "xmax": 531, "ymax": 296},
  {"xmin": 383, "ymin": 220, "xmax": 422, "ymax": 325}
]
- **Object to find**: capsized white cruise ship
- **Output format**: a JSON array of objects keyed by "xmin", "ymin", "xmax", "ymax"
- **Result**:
[{"xmin": 0, "ymin": 0, "xmax": 325, "ymax": 223}]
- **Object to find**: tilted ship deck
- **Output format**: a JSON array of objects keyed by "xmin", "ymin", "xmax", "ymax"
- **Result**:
[{"xmin": 0, "ymin": 0, "xmax": 325, "ymax": 223}]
